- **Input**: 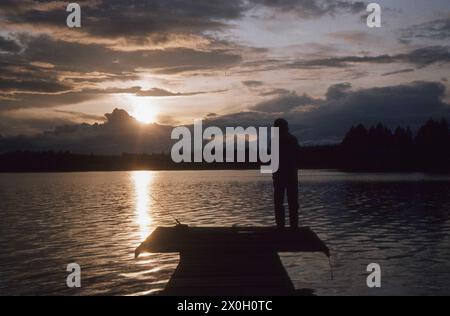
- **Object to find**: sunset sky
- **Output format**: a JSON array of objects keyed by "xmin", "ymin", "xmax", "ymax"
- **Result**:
[{"xmin": 0, "ymin": 0, "xmax": 449, "ymax": 152}]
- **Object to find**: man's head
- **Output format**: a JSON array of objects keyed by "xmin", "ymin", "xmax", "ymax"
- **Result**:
[{"xmin": 274, "ymin": 118, "xmax": 289, "ymax": 134}]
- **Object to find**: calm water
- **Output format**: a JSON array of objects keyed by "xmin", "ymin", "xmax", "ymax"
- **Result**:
[{"xmin": 0, "ymin": 170, "xmax": 450, "ymax": 296}]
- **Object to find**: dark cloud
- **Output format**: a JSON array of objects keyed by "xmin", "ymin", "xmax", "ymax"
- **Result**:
[
  {"xmin": 0, "ymin": 76, "xmax": 232, "ymax": 113},
  {"xmin": 0, "ymin": 58, "xmax": 71, "ymax": 100},
  {"xmin": 0, "ymin": 85, "xmax": 226, "ymax": 111},
  {"xmin": 15, "ymin": 35, "xmax": 241, "ymax": 75},
  {"xmin": 381, "ymin": 69, "xmax": 415, "ymax": 77},
  {"xmin": 242, "ymin": 80, "xmax": 264, "ymax": 88},
  {"xmin": 0, "ymin": 0, "xmax": 245, "ymax": 41},
  {"xmin": 206, "ymin": 110, "xmax": 275, "ymax": 128},
  {"xmin": 325, "ymin": 82, "xmax": 352, "ymax": 100},
  {"xmin": 0, "ymin": 115, "xmax": 80, "ymax": 136},
  {"xmin": 0, "ymin": 34, "xmax": 239, "ymax": 109},
  {"xmin": 0, "ymin": 90, "xmax": 105, "ymax": 111},
  {"xmin": 83, "ymin": 87, "xmax": 228, "ymax": 97},
  {"xmin": 0, "ymin": 32, "xmax": 241, "ymax": 85},
  {"xmin": 0, "ymin": 77, "xmax": 71, "ymax": 94},
  {"xmin": 53, "ymin": 110, "xmax": 106, "ymax": 122},
  {"xmin": 0, "ymin": 35, "xmax": 22, "ymax": 53},
  {"xmin": 400, "ymin": 17, "xmax": 450, "ymax": 43},
  {"xmin": 0, "ymin": 108, "xmax": 173, "ymax": 154},
  {"xmin": 287, "ymin": 46, "xmax": 450, "ymax": 69},
  {"xmin": 259, "ymin": 88, "xmax": 291, "ymax": 96},
  {"xmin": 321, "ymin": 81, "xmax": 447, "ymax": 117},
  {"xmin": 251, "ymin": 0, "xmax": 366, "ymax": 18},
  {"xmin": 241, "ymin": 81, "xmax": 292, "ymax": 97},
  {"xmin": 85, "ymin": 1, "xmax": 246, "ymax": 39},
  {"xmin": 213, "ymin": 81, "xmax": 450, "ymax": 144},
  {"xmin": 398, "ymin": 46, "xmax": 450, "ymax": 67},
  {"xmin": 250, "ymin": 92, "xmax": 318, "ymax": 113},
  {"xmin": 298, "ymin": 81, "xmax": 450, "ymax": 143},
  {"xmin": 68, "ymin": 73, "xmax": 139, "ymax": 84},
  {"xmin": 0, "ymin": 1, "xmax": 367, "ymax": 43},
  {"xmin": 238, "ymin": 46, "xmax": 450, "ymax": 75}
]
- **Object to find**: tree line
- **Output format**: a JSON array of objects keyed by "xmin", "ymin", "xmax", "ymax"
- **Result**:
[
  {"xmin": 1, "ymin": 119, "xmax": 449, "ymax": 172},
  {"xmin": 301, "ymin": 119, "xmax": 450, "ymax": 171}
]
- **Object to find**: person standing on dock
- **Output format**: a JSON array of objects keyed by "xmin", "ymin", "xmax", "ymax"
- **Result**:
[{"xmin": 273, "ymin": 118, "xmax": 301, "ymax": 229}]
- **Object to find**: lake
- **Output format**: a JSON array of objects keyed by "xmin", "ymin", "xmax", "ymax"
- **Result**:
[{"xmin": 0, "ymin": 170, "xmax": 450, "ymax": 296}]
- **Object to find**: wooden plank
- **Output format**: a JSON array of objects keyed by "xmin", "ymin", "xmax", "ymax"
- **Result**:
[
  {"xmin": 135, "ymin": 226, "xmax": 329, "ymax": 296},
  {"xmin": 135, "ymin": 226, "xmax": 329, "ymax": 257},
  {"xmin": 164, "ymin": 251, "xmax": 296, "ymax": 296}
]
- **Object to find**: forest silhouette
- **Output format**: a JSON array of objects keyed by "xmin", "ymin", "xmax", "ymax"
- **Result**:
[{"xmin": 1, "ymin": 119, "xmax": 449, "ymax": 172}]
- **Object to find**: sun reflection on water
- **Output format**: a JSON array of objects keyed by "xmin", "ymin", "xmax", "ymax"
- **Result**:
[{"xmin": 131, "ymin": 171, "xmax": 155, "ymax": 241}]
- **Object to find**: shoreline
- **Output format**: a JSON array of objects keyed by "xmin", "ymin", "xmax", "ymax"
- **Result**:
[{"xmin": 1, "ymin": 168, "xmax": 449, "ymax": 174}]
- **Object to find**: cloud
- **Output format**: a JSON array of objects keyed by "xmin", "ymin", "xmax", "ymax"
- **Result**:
[
  {"xmin": 0, "ymin": 34, "xmax": 237, "ymax": 110},
  {"xmin": 400, "ymin": 17, "xmax": 450, "ymax": 43},
  {"xmin": 287, "ymin": 46, "xmax": 450, "ymax": 69},
  {"xmin": 0, "ymin": 1, "xmax": 448, "ymax": 146},
  {"xmin": 15, "ymin": 35, "xmax": 242, "ymax": 75},
  {"xmin": 0, "ymin": 32, "xmax": 241, "ymax": 90},
  {"xmin": 0, "ymin": 113, "xmax": 84, "ymax": 136},
  {"xmin": 0, "ymin": 85, "xmax": 226, "ymax": 112},
  {"xmin": 0, "ymin": 85, "xmax": 227, "ymax": 113},
  {"xmin": 241, "ymin": 81, "xmax": 292, "ymax": 97},
  {"xmin": 327, "ymin": 31, "xmax": 380, "ymax": 44},
  {"xmin": 1, "ymin": 81, "xmax": 449, "ymax": 150},
  {"xmin": 0, "ymin": 77, "xmax": 71, "ymax": 94},
  {"xmin": 0, "ymin": 56, "xmax": 72, "ymax": 95},
  {"xmin": 0, "ymin": 93, "xmax": 105, "ymax": 112},
  {"xmin": 53, "ymin": 110, "xmax": 106, "ymax": 122},
  {"xmin": 322, "ymin": 81, "xmax": 448, "ymax": 117},
  {"xmin": 325, "ymin": 82, "xmax": 352, "ymax": 100},
  {"xmin": 0, "ymin": 1, "xmax": 368, "ymax": 44},
  {"xmin": 0, "ymin": 1, "xmax": 246, "ymax": 46},
  {"xmin": 250, "ymin": 92, "xmax": 319, "ymax": 113},
  {"xmin": 83, "ymin": 87, "xmax": 228, "ymax": 97},
  {"xmin": 259, "ymin": 88, "xmax": 291, "ymax": 96},
  {"xmin": 0, "ymin": 108, "xmax": 174, "ymax": 154},
  {"xmin": 238, "ymin": 46, "xmax": 450, "ymax": 75},
  {"xmin": 381, "ymin": 69, "xmax": 415, "ymax": 77},
  {"xmin": 304, "ymin": 81, "xmax": 450, "ymax": 143},
  {"xmin": 242, "ymin": 80, "xmax": 264, "ymax": 88},
  {"xmin": 0, "ymin": 35, "xmax": 22, "ymax": 54},
  {"xmin": 250, "ymin": 0, "xmax": 366, "ymax": 18},
  {"xmin": 212, "ymin": 81, "xmax": 450, "ymax": 144}
]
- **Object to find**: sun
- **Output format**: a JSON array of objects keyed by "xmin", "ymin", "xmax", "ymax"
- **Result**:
[{"xmin": 132, "ymin": 104, "xmax": 157, "ymax": 124}]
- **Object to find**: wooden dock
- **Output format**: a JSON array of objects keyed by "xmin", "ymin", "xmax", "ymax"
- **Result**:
[{"xmin": 135, "ymin": 225, "xmax": 329, "ymax": 296}]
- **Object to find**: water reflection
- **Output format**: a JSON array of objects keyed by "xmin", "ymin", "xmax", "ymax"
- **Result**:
[
  {"xmin": 131, "ymin": 171, "xmax": 155, "ymax": 240},
  {"xmin": 1, "ymin": 170, "xmax": 449, "ymax": 295}
]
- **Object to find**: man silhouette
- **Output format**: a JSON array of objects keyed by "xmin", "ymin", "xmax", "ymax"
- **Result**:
[{"xmin": 273, "ymin": 118, "xmax": 300, "ymax": 229}]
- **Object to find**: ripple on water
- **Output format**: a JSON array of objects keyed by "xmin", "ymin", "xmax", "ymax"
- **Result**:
[{"xmin": 0, "ymin": 170, "xmax": 450, "ymax": 295}]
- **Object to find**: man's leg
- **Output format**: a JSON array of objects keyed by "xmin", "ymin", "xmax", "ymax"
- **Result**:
[
  {"xmin": 273, "ymin": 178, "xmax": 286, "ymax": 229},
  {"xmin": 286, "ymin": 175, "xmax": 299, "ymax": 228}
]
